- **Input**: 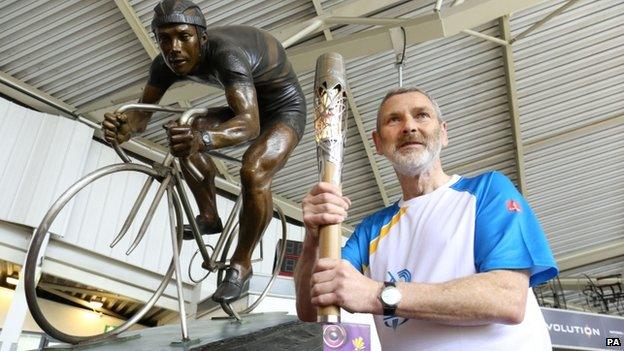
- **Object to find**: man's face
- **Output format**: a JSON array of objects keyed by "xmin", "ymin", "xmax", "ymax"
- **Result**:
[
  {"xmin": 155, "ymin": 24, "xmax": 204, "ymax": 76},
  {"xmin": 372, "ymin": 92, "xmax": 448, "ymax": 176}
]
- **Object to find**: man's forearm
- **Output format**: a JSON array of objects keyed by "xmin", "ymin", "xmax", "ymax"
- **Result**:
[
  {"xmin": 207, "ymin": 113, "xmax": 260, "ymax": 149},
  {"xmin": 127, "ymin": 111, "xmax": 152, "ymax": 133},
  {"xmin": 394, "ymin": 270, "xmax": 530, "ymax": 326},
  {"xmin": 293, "ymin": 235, "xmax": 319, "ymax": 322}
]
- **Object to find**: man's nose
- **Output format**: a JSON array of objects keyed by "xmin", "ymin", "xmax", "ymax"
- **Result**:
[
  {"xmin": 402, "ymin": 116, "xmax": 419, "ymax": 133},
  {"xmin": 172, "ymin": 39, "xmax": 182, "ymax": 52}
]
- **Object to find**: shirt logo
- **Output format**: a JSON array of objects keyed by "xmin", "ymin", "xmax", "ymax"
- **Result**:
[
  {"xmin": 506, "ymin": 199, "xmax": 521, "ymax": 212},
  {"xmin": 384, "ymin": 269, "xmax": 411, "ymax": 330}
]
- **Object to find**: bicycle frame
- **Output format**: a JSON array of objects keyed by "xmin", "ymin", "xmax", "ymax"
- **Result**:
[{"xmin": 109, "ymin": 103, "xmax": 244, "ymax": 273}]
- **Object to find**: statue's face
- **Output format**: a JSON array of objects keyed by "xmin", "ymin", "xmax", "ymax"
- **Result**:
[{"xmin": 155, "ymin": 24, "xmax": 204, "ymax": 76}]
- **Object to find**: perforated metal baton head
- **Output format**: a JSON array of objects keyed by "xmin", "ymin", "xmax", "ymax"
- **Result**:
[{"xmin": 313, "ymin": 52, "xmax": 348, "ymax": 185}]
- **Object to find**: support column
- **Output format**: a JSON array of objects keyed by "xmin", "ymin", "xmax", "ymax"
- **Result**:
[{"xmin": 0, "ymin": 229, "xmax": 49, "ymax": 351}]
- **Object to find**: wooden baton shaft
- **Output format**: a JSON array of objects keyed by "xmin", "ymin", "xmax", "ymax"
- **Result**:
[{"xmin": 317, "ymin": 161, "xmax": 342, "ymax": 319}]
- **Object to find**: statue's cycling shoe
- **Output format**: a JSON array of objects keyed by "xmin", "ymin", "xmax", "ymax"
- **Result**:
[
  {"xmin": 181, "ymin": 215, "xmax": 223, "ymax": 240},
  {"xmin": 211, "ymin": 263, "xmax": 252, "ymax": 303}
]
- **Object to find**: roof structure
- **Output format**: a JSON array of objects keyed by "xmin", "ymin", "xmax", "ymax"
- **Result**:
[{"xmin": 1, "ymin": 0, "xmax": 622, "ymax": 315}]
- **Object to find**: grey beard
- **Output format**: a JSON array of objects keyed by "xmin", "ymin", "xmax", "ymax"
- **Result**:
[{"xmin": 389, "ymin": 141, "xmax": 442, "ymax": 177}]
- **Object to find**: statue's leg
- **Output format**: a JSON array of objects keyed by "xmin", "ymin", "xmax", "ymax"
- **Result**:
[
  {"xmin": 212, "ymin": 121, "xmax": 300, "ymax": 302},
  {"xmin": 178, "ymin": 110, "xmax": 234, "ymax": 237},
  {"xmin": 180, "ymin": 151, "xmax": 223, "ymax": 236}
]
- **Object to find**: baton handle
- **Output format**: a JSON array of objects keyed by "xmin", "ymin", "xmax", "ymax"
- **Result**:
[{"xmin": 317, "ymin": 161, "xmax": 342, "ymax": 323}]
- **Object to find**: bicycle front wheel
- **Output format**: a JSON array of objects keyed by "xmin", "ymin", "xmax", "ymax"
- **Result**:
[{"xmin": 23, "ymin": 163, "xmax": 183, "ymax": 345}]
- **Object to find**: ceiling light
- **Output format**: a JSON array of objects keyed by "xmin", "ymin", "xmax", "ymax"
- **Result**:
[
  {"xmin": 6, "ymin": 275, "xmax": 19, "ymax": 286},
  {"xmin": 89, "ymin": 297, "xmax": 103, "ymax": 309}
]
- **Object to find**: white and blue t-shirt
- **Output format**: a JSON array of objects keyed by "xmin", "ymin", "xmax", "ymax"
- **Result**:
[{"xmin": 342, "ymin": 172, "xmax": 558, "ymax": 351}]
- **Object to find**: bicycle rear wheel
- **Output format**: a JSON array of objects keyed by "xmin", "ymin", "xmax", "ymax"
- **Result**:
[
  {"xmin": 216, "ymin": 201, "xmax": 288, "ymax": 315},
  {"xmin": 23, "ymin": 163, "xmax": 183, "ymax": 344}
]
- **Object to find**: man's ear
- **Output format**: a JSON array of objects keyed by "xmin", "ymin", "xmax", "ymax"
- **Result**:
[
  {"xmin": 440, "ymin": 121, "xmax": 449, "ymax": 148},
  {"xmin": 372, "ymin": 131, "xmax": 382, "ymax": 155}
]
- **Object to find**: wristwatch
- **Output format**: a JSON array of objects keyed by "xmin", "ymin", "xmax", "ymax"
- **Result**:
[
  {"xmin": 201, "ymin": 131, "xmax": 213, "ymax": 150},
  {"xmin": 379, "ymin": 281, "xmax": 402, "ymax": 316}
]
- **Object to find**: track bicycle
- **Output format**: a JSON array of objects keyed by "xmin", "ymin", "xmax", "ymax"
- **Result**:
[{"xmin": 23, "ymin": 103, "xmax": 287, "ymax": 344}]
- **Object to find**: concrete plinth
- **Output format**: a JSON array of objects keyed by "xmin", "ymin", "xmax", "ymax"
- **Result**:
[{"xmin": 44, "ymin": 312, "xmax": 322, "ymax": 351}]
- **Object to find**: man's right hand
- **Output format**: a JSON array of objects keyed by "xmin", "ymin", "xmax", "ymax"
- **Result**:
[
  {"xmin": 301, "ymin": 182, "xmax": 351, "ymax": 246},
  {"xmin": 102, "ymin": 112, "xmax": 135, "ymax": 144}
]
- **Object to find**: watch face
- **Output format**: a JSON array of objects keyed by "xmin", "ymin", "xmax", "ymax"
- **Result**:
[
  {"xmin": 202, "ymin": 133, "xmax": 211, "ymax": 144},
  {"xmin": 381, "ymin": 286, "xmax": 402, "ymax": 306}
]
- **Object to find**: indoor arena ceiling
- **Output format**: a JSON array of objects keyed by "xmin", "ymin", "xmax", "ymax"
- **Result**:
[{"xmin": 0, "ymin": 0, "xmax": 622, "ymax": 313}]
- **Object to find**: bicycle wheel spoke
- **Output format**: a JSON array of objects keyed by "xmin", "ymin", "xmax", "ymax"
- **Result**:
[
  {"xmin": 110, "ymin": 176, "xmax": 155, "ymax": 248},
  {"xmin": 167, "ymin": 187, "xmax": 190, "ymax": 340},
  {"xmin": 126, "ymin": 174, "xmax": 172, "ymax": 255}
]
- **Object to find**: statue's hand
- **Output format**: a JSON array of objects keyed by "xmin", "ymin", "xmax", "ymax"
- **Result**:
[
  {"xmin": 165, "ymin": 122, "xmax": 204, "ymax": 157},
  {"xmin": 102, "ymin": 112, "xmax": 133, "ymax": 144}
]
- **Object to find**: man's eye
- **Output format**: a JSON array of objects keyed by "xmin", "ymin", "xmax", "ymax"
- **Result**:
[{"xmin": 417, "ymin": 112, "xmax": 430, "ymax": 118}]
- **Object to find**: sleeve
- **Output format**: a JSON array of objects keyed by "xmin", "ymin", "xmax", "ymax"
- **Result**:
[
  {"xmin": 341, "ymin": 222, "xmax": 368, "ymax": 274},
  {"xmin": 474, "ymin": 172, "xmax": 559, "ymax": 287},
  {"xmin": 147, "ymin": 54, "xmax": 178, "ymax": 90},
  {"xmin": 214, "ymin": 49, "xmax": 255, "ymax": 88}
]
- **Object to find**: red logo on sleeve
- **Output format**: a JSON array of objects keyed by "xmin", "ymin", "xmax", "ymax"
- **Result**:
[{"xmin": 506, "ymin": 200, "xmax": 521, "ymax": 212}]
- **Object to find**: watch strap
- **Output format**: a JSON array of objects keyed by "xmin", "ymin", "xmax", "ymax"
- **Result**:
[{"xmin": 201, "ymin": 131, "xmax": 212, "ymax": 150}]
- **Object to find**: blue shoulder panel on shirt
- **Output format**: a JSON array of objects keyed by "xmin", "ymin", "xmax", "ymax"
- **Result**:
[
  {"xmin": 341, "ymin": 203, "xmax": 400, "ymax": 273},
  {"xmin": 452, "ymin": 171, "xmax": 559, "ymax": 286}
]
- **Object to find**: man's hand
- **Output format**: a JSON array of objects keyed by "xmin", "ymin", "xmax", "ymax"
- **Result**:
[
  {"xmin": 301, "ymin": 182, "xmax": 351, "ymax": 246},
  {"xmin": 310, "ymin": 258, "xmax": 382, "ymax": 314},
  {"xmin": 165, "ymin": 122, "xmax": 205, "ymax": 157},
  {"xmin": 102, "ymin": 112, "xmax": 134, "ymax": 144}
]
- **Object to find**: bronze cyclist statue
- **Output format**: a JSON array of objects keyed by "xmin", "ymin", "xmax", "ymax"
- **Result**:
[{"xmin": 102, "ymin": 0, "xmax": 306, "ymax": 303}]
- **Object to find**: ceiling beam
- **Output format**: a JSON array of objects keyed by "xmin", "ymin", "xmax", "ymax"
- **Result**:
[
  {"xmin": 511, "ymin": 0, "xmax": 582, "ymax": 44},
  {"xmin": 0, "ymin": 70, "xmax": 76, "ymax": 117},
  {"xmin": 114, "ymin": 0, "xmax": 159, "ymax": 59},
  {"xmin": 79, "ymin": 0, "xmax": 546, "ymax": 114},
  {"xmin": 347, "ymin": 90, "xmax": 391, "ymax": 207},
  {"xmin": 39, "ymin": 282, "xmax": 140, "ymax": 303},
  {"xmin": 557, "ymin": 277, "xmax": 622, "ymax": 291},
  {"xmin": 499, "ymin": 15, "xmax": 527, "ymax": 195},
  {"xmin": 557, "ymin": 242, "xmax": 624, "ymax": 272},
  {"xmin": 462, "ymin": 29, "xmax": 508, "ymax": 47},
  {"xmin": 288, "ymin": 0, "xmax": 548, "ymax": 73},
  {"xmin": 38, "ymin": 285, "xmax": 127, "ymax": 320},
  {"xmin": 275, "ymin": 0, "xmax": 403, "ymax": 45},
  {"xmin": 311, "ymin": 0, "xmax": 333, "ymax": 41}
]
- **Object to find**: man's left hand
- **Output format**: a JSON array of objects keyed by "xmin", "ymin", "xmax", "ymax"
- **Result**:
[
  {"xmin": 310, "ymin": 258, "xmax": 382, "ymax": 314},
  {"xmin": 165, "ymin": 122, "xmax": 205, "ymax": 157}
]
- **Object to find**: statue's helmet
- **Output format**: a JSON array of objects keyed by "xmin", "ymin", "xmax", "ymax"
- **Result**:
[{"xmin": 151, "ymin": 0, "xmax": 206, "ymax": 33}]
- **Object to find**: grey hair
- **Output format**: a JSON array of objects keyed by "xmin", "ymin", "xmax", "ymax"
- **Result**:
[{"xmin": 376, "ymin": 87, "xmax": 443, "ymax": 131}]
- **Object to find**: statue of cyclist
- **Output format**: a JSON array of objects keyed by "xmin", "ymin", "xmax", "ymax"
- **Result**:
[{"xmin": 102, "ymin": 0, "xmax": 306, "ymax": 303}]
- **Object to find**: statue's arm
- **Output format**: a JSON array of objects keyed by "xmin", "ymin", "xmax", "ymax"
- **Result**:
[{"xmin": 202, "ymin": 83, "xmax": 260, "ymax": 149}]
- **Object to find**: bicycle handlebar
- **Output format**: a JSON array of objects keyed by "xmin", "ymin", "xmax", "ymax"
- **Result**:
[{"xmin": 111, "ymin": 103, "xmax": 209, "ymax": 181}]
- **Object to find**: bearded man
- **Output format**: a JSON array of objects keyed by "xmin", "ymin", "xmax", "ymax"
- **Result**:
[{"xmin": 294, "ymin": 87, "xmax": 558, "ymax": 350}]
